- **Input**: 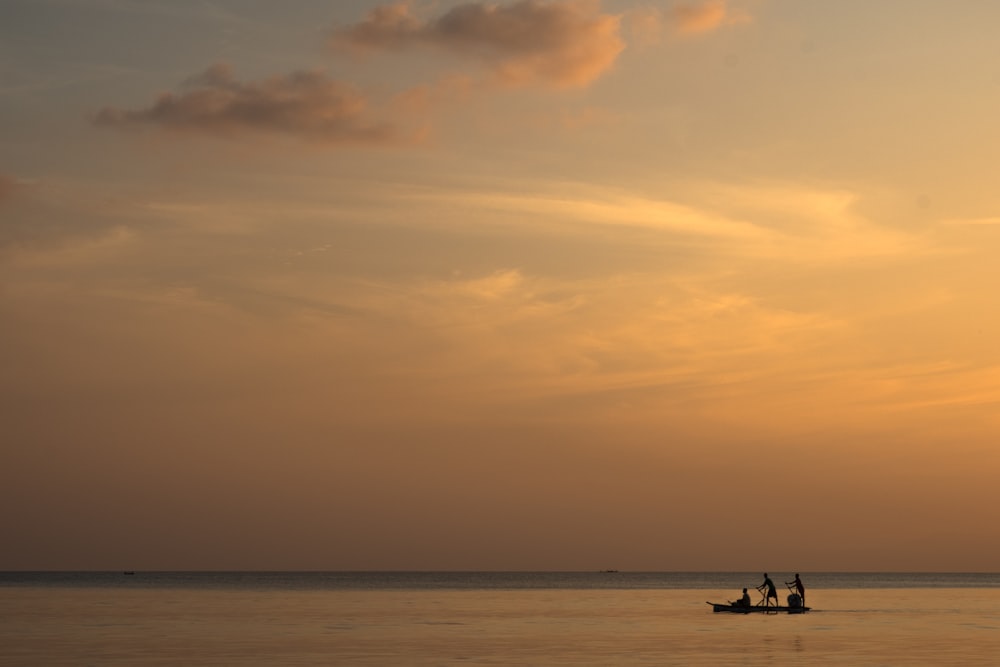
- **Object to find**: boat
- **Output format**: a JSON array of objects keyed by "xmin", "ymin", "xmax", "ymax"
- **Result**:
[{"xmin": 707, "ymin": 601, "xmax": 810, "ymax": 614}]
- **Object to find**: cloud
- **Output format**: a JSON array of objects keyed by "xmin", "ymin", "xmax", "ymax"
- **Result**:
[
  {"xmin": 0, "ymin": 177, "xmax": 142, "ymax": 252},
  {"xmin": 93, "ymin": 64, "xmax": 401, "ymax": 144},
  {"xmin": 330, "ymin": 0, "xmax": 625, "ymax": 89},
  {"xmin": 671, "ymin": 0, "xmax": 731, "ymax": 34},
  {"xmin": 453, "ymin": 268, "xmax": 526, "ymax": 300},
  {"xmin": 626, "ymin": 0, "xmax": 749, "ymax": 44},
  {"xmin": 940, "ymin": 216, "xmax": 1000, "ymax": 226},
  {"xmin": 0, "ymin": 172, "xmax": 19, "ymax": 203}
]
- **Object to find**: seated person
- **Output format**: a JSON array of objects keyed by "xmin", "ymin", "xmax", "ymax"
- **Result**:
[{"xmin": 733, "ymin": 588, "xmax": 752, "ymax": 607}]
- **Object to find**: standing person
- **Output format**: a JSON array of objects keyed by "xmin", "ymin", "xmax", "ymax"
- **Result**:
[
  {"xmin": 786, "ymin": 573, "xmax": 805, "ymax": 605},
  {"xmin": 758, "ymin": 573, "xmax": 778, "ymax": 607}
]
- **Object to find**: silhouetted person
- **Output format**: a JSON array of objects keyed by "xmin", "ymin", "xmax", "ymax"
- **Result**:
[
  {"xmin": 786, "ymin": 573, "xmax": 805, "ymax": 605},
  {"xmin": 733, "ymin": 587, "xmax": 752, "ymax": 607},
  {"xmin": 758, "ymin": 573, "xmax": 778, "ymax": 607}
]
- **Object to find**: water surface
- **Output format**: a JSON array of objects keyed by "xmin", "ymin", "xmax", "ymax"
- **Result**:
[{"xmin": 3, "ymin": 572, "xmax": 998, "ymax": 665}]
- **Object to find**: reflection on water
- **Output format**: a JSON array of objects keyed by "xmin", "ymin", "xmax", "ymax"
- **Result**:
[{"xmin": 2, "ymin": 584, "xmax": 999, "ymax": 665}]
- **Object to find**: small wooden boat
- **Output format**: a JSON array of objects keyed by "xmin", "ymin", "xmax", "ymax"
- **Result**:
[{"xmin": 707, "ymin": 601, "xmax": 810, "ymax": 614}]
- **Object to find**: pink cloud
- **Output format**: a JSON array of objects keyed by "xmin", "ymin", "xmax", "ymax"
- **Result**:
[
  {"xmin": 94, "ymin": 64, "xmax": 400, "ymax": 145},
  {"xmin": 330, "ymin": 0, "xmax": 624, "ymax": 89},
  {"xmin": 626, "ymin": 0, "xmax": 748, "ymax": 44},
  {"xmin": 671, "ymin": 0, "xmax": 744, "ymax": 35}
]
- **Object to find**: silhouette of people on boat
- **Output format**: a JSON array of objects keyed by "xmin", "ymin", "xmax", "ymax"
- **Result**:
[
  {"xmin": 757, "ymin": 573, "xmax": 778, "ymax": 607},
  {"xmin": 786, "ymin": 573, "xmax": 805, "ymax": 606},
  {"xmin": 731, "ymin": 587, "xmax": 752, "ymax": 607}
]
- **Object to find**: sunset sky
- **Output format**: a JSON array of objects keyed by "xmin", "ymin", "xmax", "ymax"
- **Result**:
[{"xmin": 3, "ymin": 0, "xmax": 1000, "ymax": 572}]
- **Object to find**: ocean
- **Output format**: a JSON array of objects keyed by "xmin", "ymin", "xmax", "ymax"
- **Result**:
[{"xmin": 3, "ymin": 572, "xmax": 999, "ymax": 665}]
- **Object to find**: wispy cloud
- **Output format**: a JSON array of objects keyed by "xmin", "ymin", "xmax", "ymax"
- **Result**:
[
  {"xmin": 0, "ymin": 172, "xmax": 19, "ymax": 203},
  {"xmin": 939, "ymin": 216, "xmax": 1000, "ymax": 226},
  {"xmin": 330, "ymin": 0, "xmax": 625, "ymax": 89},
  {"xmin": 93, "ymin": 64, "xmax": 403, "ymax": 145},
  {"xmin": 671, "ymin": 0, "xmax": 739, "ymax": 34},
  {"xmin": 0, "ymin": 177, "xmax": 141, "ymax": 252},
  {"xmin": 310, "ymin": 264, "xmax": 848, "ymax": 421},
  {"xmin": 627, "ymin": 0, "xmax": 749, "ymax": 45}
]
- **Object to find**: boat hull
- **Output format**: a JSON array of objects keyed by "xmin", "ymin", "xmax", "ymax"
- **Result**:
[{"xmin": 707, "ymin": 602, "xmax": 810, "ymax": 614}]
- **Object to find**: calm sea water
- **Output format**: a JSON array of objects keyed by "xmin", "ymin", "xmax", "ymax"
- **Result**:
[{"xmin": 3, "ymin": 572, "xmax": 999, "ymax": 665}]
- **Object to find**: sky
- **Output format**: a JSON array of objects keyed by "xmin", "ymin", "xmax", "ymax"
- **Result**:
[{"xmin": 3, "ymin": 0, "xmax": 1000, "ymax": 572}]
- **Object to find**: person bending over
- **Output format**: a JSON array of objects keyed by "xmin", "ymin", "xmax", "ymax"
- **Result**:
[{"xmin": 758, "ymin": 573, "xmax": 778, "ymax": 607}]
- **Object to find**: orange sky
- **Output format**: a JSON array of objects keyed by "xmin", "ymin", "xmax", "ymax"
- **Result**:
[{"xmin": 3, "ymin": 0, "xmax": 1000, "ymax": 571}]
